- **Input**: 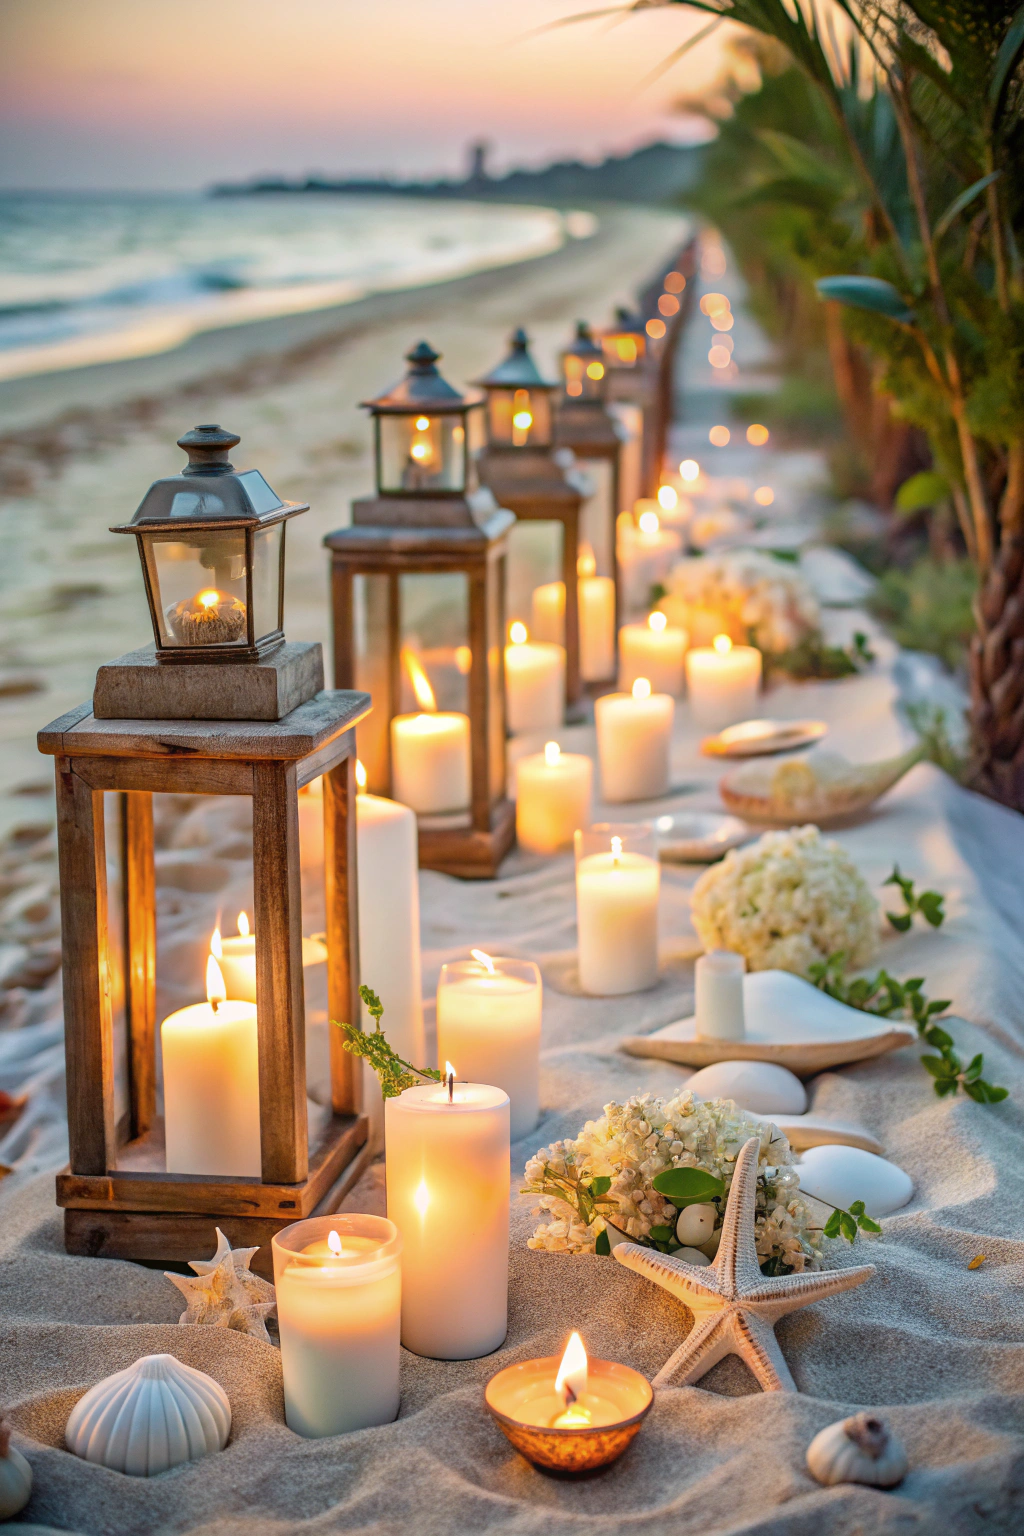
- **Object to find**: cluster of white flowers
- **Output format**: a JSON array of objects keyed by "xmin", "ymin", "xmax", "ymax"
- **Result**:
[
  {"xmin": 691, "ymin": 824, "xmax": 879, "ymax": 974},
  {"xmin": 666, "ymin": 549, "xmax": 820, "ymax": 655},
  {"xmin": 524, "ymin": 1091, "xmax": 820, "ymax": 1273}
]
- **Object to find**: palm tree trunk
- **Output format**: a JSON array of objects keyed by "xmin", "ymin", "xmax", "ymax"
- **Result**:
[{"xmin": 968, "ymin": 533, "xmax": 1024, "ymax": 809}]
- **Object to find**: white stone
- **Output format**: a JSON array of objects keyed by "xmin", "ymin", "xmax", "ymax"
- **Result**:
[
  {"xmin": 674, "ymin": 1202, "xmax": 717, "ymax": 1247},
  {"xmin": 675, "ymin": 1246, "xmax": 711, "ymax": 1267},
  {"xmin": 797, "ymin": 1144, "xmax": 913, "ymax": 1217},
  {"xmin": 684, "ymin": 1059, "xmax": 807, "ymax": 1115}
]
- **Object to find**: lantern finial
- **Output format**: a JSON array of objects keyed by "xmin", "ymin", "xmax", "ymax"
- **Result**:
[{"xmin": 176, "ymin": 424, "xmax": 241, "ymax": 473}]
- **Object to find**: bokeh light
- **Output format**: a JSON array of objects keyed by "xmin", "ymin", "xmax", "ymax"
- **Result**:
[
  {"xmin": 708, "ymin": 345, "xmax": 732, "ymax": 369},
  {"xmin": 699, "ymin": 293, "xmax": 730, "ymax": 317},
  {"xmin": 658, "ymin": 294, "xmax": 680, "ymax": 317},
  {"xmin": 664, "ymin": 271, "xmax": 686, "ymax": 294},
  {"xmin": 754, "ymin": 485, "xmax": 775, "ymax": 505},
  {"xmin": 657, "ymin": 485, "xmax": 678, "ymax": 510},
  {"xmin": 646, "ymin": 318, "xmax": 666, "ymax": 339},
  {"xmin": 679, "ymin": 459, "xmax": 700, "ymax": 481},
  {"xmin": 747, "ymin": 424, "xmax": 770, "ymax": 446},
  {"xmin": 710, "ymin": 312, "xmax": 734, "ymax": 331},
  {"xmin": 709, "ymin": 425, "xmax": 731, "ymax": 446}
]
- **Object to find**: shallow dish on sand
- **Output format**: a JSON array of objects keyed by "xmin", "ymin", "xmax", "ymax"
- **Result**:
[
  {"xmin": 655, "ymin": 810, "xmax": 750, "ymax": 863},
  {"xmin": 701, "ymin": 718, "xmax": 828, "ymax": 758},
  {"xmin": 621, "ymin": 969, "xmax": 916, "ymax": 1075}
]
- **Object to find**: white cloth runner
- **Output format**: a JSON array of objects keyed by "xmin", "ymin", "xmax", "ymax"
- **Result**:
[{"xmin": 1, "ymin": 631, "xmax": 1023, "ymax": 1534}]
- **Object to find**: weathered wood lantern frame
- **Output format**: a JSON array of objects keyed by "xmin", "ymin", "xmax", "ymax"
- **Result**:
[
  {"xmin": 474, "ymin": 328, "xmax": 584, "ymax": 706},
  {"xmin": 600, "ymin": 306, "xmax": 660, "ymax": 504},
  {"xmin": 41, "ymin": 693, "xmax": 371, "ymax": 1272},
  {"xmin": 326, "ymin": 341, "xmax": 515, "ymax": 879},
  {"xmin": 554, "ymin": 321, "xmax": 625, "ymax": 661}
]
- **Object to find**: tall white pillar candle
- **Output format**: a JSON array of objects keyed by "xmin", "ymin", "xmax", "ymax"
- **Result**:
[
  {"xmin": 531, "ymin": 581, "xmax": 565, "ymax": 646},
  {"xmin": 617, "ymin": 511, "xmax": 682, "ymax": 618},
  {"xmin": 595, "ymin": 680, "xmax": 674, "ymax": 802},
  {"xmin": 695, "ymin": 950, "xmax": 746, "ymax": 1041},
  {"xmin": 437, "ymin": 956, "xmax": 541, "ymax": 1140},
  {"xmin": 273, "ymin": 1214, "xmax": 402, "ymax": 1437},
  {"xmin": 575, "ymin": 825, "xmax": 660, "ymax": 996},
  {"xmin": 504, "ymin": 625, "xmax": 565, "ymax": 734},
  {"xmin": 578, "ymin": 573, "xmax": 616, "ymax": 682},
  {"xmin": 515, "ymin": 741, "xmax": 592, "ymax": 854},
  {"xmin": 685, "ymin": 636, "xmax": 762, "ymax": 730},
  {"xmin": 356, "ymin": 789, "xmax": 425, "ymax": 1065},
  {"xmin": 213, "ymin": 913, "xmax": 326, "ymax": 1005},
  {"xmin": 385, "ymin": 1080, "xmax": 510, "ymax": 1359},
  {"xmin": 618, "ymin": 612, "xmax": 687, "ymax": 697},
  {"xmin": 161, "ymin": 955, "xmax": 260, "ymax": 1176},
  {"xmin": 391, "ymin": 711, "xmax": 471, "ymax": 814}
]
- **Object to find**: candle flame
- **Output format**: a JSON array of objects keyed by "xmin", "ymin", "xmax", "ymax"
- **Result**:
[
  {"xmin": 512, "ymin": 411, "xmax": 533, "ymax": 430},
  {"xmin": 577, "ymin": 543, "xmax": 597, "ymax": 579},
  {"xmin": 657, "ymin": 485, "xmax": 678, "ymax": 511},
  {"xmin": 415, "ymin": 417, "xmax": 430, "ymax": 431},
  {"xmin": 196, "ymin": 588, "xmax": 221, "ymax": 611},
  {"xmin": 555, "ymin": 1331, "xmax": 589, "ymax": 1406},
  {"xmin": 206, "ymin": 953, "xmax": 227, "ymax": 1013},
  {"xmin": 713, "ymin": 634, "xmax": 733, "ymax": 655},
  {"xmin": 238, "ymin": 910, "xmax": 250, "ymax": 938},
  {"xmin": 637, "ymin": 510, "xmax": 660, "ymax": 535},
  {"xmin": 632, "ymin": 677, "xmax": 652, "ymax": 700},
  {"xmin": 586, "ymin": 361, "xmax": 605, "ymax": 381},
  {"xmin": 414, "ymin": 1179, "xmax": 430, "ymax": 1218},
  {"xmin": 611, "ymin": 835, "xmax": 623, "ymax": 863},
  {"xmin": 648, "ymin": 611, "xmax": 667, "ymax": 633},
  {"xmin": 445, "ymin": 1060, "xmax": 456, "ymax": 1104},
  {"xmin": 454, "ymin": 645, "xmax": 472, "ymax": 675},
  {"xmin": 410, "ymin": 441, "xmax": 431, "ymax": 461},
  {"xmin": 544, "ymin": 741, "xmax": 561, "ymax": 766},
  {"xmin": 402, "ymin": 648, "xmax": 437, "ymax": 713},
  {"xmin": 327, "ymin": 1229, "xmax": 343, "ymax": 1256},
  {"xmin": 355, "ymin": 759, "xmax": 367, "ymax": 792},
  {"xmin": 210, "ymin": 926, "xmax": 222, "ymax": 960},
  {"xmin": 679, "ymin": 459, "xmax": 700, "ymax": 482},
  {"xmin": 471, "ymin": 949, "xmax": 496, "ymax": 973},
  {"xmin": 509, "ymin": 621, "xmax": 528, "ymax": 645}
]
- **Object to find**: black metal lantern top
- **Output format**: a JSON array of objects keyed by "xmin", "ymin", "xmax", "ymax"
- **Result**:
[
  {"xmin": 601, "ymin": 306, "xmax": 647, "ymax": 369},
  {"xmin": 363, "ymin": 341, "xmax": 476, "ymax": 496},
  {"xmin": 473, "ymin": 328, "xmax": 557, "ymax": 450},
  {"xmin": 111, "ymin": 424, "xmax": 308, "ymax": 665},
  {"xmin": 561, "ymin": 320, "xmax": 607, "ymax": 403}
]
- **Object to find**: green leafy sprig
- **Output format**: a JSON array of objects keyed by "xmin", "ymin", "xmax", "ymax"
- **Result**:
[
  {"xmin": 883, "ymin": 864, "xmax": 945, "ymax": 931},
  {"xmin": 766, "ymin": 629, "xmax": 875, "ymax": 681},
  {"xmin": 806, "ymin": 953, "xmax": 1007, "ymax": 1104},
  {"xmin": 334, "ymin": 985, "xmax": 441, "ymax": 1099},
  {"xmin": 822, "ymin": 1200, "xmax": 882, "ymax": 1244}
]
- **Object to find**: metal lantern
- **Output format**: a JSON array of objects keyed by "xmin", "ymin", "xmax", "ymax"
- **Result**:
[
  {"xmin": 601, "ymin": 307, "xmax": 648, "ymax": 373},
  {"xmin": 111, "ymin": 424, "xmax": 306, "ymax": 665},
  {"xmin": 326, "ymin": 341, "xmax": 515, "ymax": 878},
  {"xmin": 554, "ymin": 322, "xmax": 625, "ymax": 677},
  {"xmin": 475, "ymin": 329, "xmax": 585, "ymax": 707}
]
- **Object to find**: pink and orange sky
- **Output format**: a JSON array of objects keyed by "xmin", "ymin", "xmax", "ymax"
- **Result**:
[{"xmin": 0, "ymin": 0, "xmax": 727, "ymax": 191}]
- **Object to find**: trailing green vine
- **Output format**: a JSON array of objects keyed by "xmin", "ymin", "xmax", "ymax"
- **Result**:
[{"xmin": 334, "ymin": 985, "xmax": 442, "ymax": 1099}]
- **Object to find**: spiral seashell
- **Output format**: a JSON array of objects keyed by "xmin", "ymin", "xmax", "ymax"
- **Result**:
[{"xmin": 65, "ymin": 1353, "xmax": 230, "ymax": 1477}]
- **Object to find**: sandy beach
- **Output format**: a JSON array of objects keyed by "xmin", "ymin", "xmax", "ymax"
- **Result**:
[{"xmin": 0, "ymin": 202, "xmax": 689, "ymax": 823}]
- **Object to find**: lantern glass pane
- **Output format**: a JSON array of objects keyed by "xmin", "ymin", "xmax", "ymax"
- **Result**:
[
  {"xmin": 398, "ymin": 572, "xmax": 469, "ymax": 714},
  {"xmin": 251, "ymin": 523, "xmax": 284, "ymax": 641},
  {"xmin": 563, "ymin": 353, "xmax": 605, "ymax": 402},
  {"xmin": 144, "ymin": 528, "xmax": 249, "ymax": 650},
  {"xmin": 378, "ymin": 412, "xmax": 466, "ymax": 493},
  {"xmin": 352, "ymin": 573, "xmax": 392, "ymax": 795},
  {"xmin": 486, "ymin": 387, "xmax": 552, "ymax": 448},
  {"xmin": 507, "ymin": 520, "xmax": 563, "ymax": 633},
  {"xmin": 487, "ymin": 553, "xmax": 506, "ymax": 803}
]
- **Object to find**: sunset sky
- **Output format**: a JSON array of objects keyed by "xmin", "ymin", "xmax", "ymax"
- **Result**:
[{"xmin": 0, "ymin": 0, "xmax": 727, "ymax": 190}]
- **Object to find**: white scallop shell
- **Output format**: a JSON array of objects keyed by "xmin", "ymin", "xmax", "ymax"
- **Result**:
[{"xmin": 65, "ymin": 1353, "xmax": 230, "ymax": 1476}]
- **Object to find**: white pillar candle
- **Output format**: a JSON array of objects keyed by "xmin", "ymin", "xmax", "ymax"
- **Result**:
[
  {"xmin": 385, "ymin": 1079, "xmax": 510, "ymax": 1359},
  {"xmin": 161, "ymin": 954, "xmax": 260, "ymax": 1176},
  {"xmin": 212, "ymin": 914, "xmax": 327, "ymax": 1005},
  {"xmin": 575, "ymin": 826, "xmax": 660, "ymax": 996},
  {"xmin": 617, "ymin": 510, "xmax": 682, "ymax": 618},
  {"xmin": 595, "ymin": 680, "xmax": 674, "ymax": 802},
  {"xmin": 356, "ymin": 786, "xmax": 425, "ymax": 1066},
  {"xmin": 577, "ymin": 546, "xmax": 616, "ymax": 682},
  {"xmin": 504, "ymin": 624, "xmax": 565, "ymax": 735},
  {"xmin": 273, "ymin": 1214, "xmax": 402, "ymax": 1437},
  {"xmin": 515, "ymin": 741, "xmax": 592, "ymax": 854},
  {"xmin": 695, "ymin": 950, "xmax": 746, "ymax": 1041},
  {"xmin": 391, "ymin": 711, "xmax": 471, "ymax": 814},
  {"xmin": 436, "ymin": 954, "xmax": 541, "ymax": 1141},
  {"xmin": 531, "ymin": 581, "xmax": 565, "ymax": 646},
  {"xmin": 618, "ymin": 612, "xmax": 687, "ymax": 697},
  {"xmin": 685, "ymin": 635, "xmax": 762, "ymax": 729}
]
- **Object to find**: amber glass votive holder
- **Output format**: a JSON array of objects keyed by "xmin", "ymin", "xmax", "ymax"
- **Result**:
[{"xmin": 484, "ymin": 1355, "xmax": 653, "ymax": 1473}]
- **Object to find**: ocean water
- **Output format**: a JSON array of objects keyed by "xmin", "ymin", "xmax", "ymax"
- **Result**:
[{"xmin": 0, "ymin": 192, "xmax": 566, "ymax": 382}]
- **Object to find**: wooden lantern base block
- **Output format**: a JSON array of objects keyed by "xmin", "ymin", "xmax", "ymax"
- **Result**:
[
  {"xmin": 58, "ymin": 1112, "xmax": 370, "ymax": 1278},
  {"xmin": 417, "ymin": 797, "xmax": 516, "ymax": 879},
  {"xmin": 93, "ymin": 642, "xmax": 324, "ymax": 722}
]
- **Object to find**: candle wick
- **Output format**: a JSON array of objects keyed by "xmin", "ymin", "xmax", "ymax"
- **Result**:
[
  {"xmin": 447, "ymin": 1070, "xmax": 454, "ymax": 1104},
  {"xmin": 210, "ymin": 996, "xmax": 219, "ymax": 1015},
  {"xmin": 563, "ymin": 1381, "xmax": 578, "ymax": 1408}
]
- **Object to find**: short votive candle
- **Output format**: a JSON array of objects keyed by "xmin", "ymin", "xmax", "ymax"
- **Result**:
[
  {"xmin": 437, "ymin": 956, "xmax": 541, "ymax": 1140},
  {"xmin": 515, "ymin": 741, "xmax": 592, "ymax": 854},
  {"xmin": 694, "ymin": 950, "xmax": 746, "ymax": 1041},
  {"xmin": 575, "ymin": 823, "xmax": 659, "ymax": 996}
]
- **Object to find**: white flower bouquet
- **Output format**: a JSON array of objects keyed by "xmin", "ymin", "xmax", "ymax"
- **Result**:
[
  {"xmin": 691, "ymin": 824, "xmax": 879, "ymax": 974},
  {"xmin": 524, "ymin": 1091, "xmax": 820, "ymax": 1275},
  {"xmin": 664, "ymin": 548, "xmax": 821, "ymax": 656}
]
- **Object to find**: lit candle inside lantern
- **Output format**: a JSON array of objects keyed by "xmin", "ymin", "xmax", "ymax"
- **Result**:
[
  {"xmin": 618, "ymin": 609, "xmax": 687, "ymax": 697},
  {"xmin": 169, "ymin": 586, "xmax": 247, "ymax": 647},
  {"xmin": 161, "ymin": 946, "xmax": 260, "ymax": 1176},
  {"xmin": 410, "ymin": 415, "xmax": 435, "ymax": 466},
  {"xmin": 390, "ymin": 648, "xmax": 471, "ymax": 815},
  {"xmin": 595, "ymin": 677, "xmax": 674, "ymax": 802},
  {"xmin": 436, "ymin": 951, "xmax": 541, "ymax": 1140},
  {"xmin": 484, "ymin": 1330, "xmax": 653, "ymax": 1473},
  {"xmin": 617, "ymin": 509, "xmax": 682, "ymax": 618},
  {"xmin": 211, "ymin": 912, "xmax": 327, "ymax": 1005},
  {"xmin": 504, "ymin": 621, "xmax": 565, "ymax": 735},
  {"xmin": 273, "ymin": 1214, "xmax": 402, "ymax": 1437},
  {"xmin": 531, "ymin": 580, "xmax": 566, "ymax": 646},
  {"xmin": 511, "ymin": 389, "xmax": 534, "ymax": 448},
  {"xmin": 578, "ymin": 544, "xmax": 615, "ymax": 682},
  {"xmin": 685, "ymin": 633, "xmax": 762, "ymax": 730},
  {"xmin": 575, "ymin": 825, "xmax": 660, "ymax": 996},
  {"xmin": 385, "ymin": 1069, "xmax": 510, "ymax": 1359},
  {"xmin": 515, "ymin": 739, "xmax": 592, "ymax": 854}
]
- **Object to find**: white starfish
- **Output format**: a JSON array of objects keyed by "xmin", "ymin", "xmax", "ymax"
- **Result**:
[
  {"xmin": 165, "ymin": 1227, "xmax": 277, "ymax": 1344},
  {"xmin": 614, "ymin": 1136, "xmax": 875, "ymax": 1392}
]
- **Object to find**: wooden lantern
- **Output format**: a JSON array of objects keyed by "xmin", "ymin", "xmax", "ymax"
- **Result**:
[
  {"xmin": 326, "ymin": 341, "xmax": 515, "ymax": 879},
  {"xmin": 554, "ymin": 322, "xmax": 624, "ymax": 676},
  {"xmin": 474, "ymin": 328, "xmax": 585, "ymax": 707},
  {"xmin": 600, "ymin": 307, "xmax": 659, "ymax": 506}
]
